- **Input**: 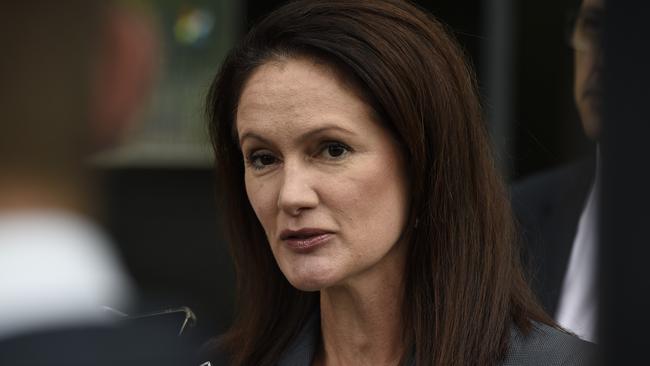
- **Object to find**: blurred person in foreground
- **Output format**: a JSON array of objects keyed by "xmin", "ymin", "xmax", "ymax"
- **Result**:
[
  {"xmin": 203, "ymin": 1, "xmax": 595, "ymax": 365},
  {"xmin": 0, "ymin": 1, "xmax": 192, "ymax": 364},
  {"xmin": 512, "ymin": 0, "xmax": 603, "ymax": 343}
]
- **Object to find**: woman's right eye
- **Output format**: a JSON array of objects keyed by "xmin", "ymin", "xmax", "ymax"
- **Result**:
[{"xmin": 247, "ymin": 152, "xmax": 278, "ymax": 170}]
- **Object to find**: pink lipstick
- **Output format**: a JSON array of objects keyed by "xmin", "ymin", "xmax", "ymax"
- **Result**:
[{"xmin": 279, "ymin": 228, "xmax": 333, "ymax": 252}]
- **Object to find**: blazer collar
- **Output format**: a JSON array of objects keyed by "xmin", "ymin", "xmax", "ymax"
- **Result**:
[
  {"xmin": 276, "ymin": 314, "xmax": 412, "ymax": 366},
  {"xmin": 276, "ymin": 314, "xmax": 561, "ymax": 366},
  {"xmin": 277, "ymin": 312, "xmax": 320, "ymax": 366}
]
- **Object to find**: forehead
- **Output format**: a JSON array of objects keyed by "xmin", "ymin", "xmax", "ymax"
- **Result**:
[
  {"xmin": 581, "ymin": 0, "xmax": 603, "ymax": 10},
  {"xmin": 236, "ymin": 57, "xmax": 375, "ymax": 136},
  {"xmin": 240, "ymin": 58, "xmax": 338, "ymax": 107},
  {"xmin": 238, "ymin": 56, "xmax": 359, "ymax": 108}
]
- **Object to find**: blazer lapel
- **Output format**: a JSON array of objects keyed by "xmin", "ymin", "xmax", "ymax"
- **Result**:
[{"xmin": 277, "ymin": 313, "xmax": 320, "ymax": 366}]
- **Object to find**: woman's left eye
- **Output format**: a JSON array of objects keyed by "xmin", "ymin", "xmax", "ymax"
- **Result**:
[{"xmin": 319, "ymin": 142, "xmax": 351, "ymax": 160}]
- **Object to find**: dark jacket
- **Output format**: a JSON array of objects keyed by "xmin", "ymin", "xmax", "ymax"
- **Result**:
[
  {"xmin": 0, "ymin": 317, "xmax": 197, "ymax": 366},
  {"xmin": 275, "ymin": 313, "xmax": 596, "ymax": 366},
  {"xmin": 511, "ymin": 159, "xmax": 595, "ymax": 316}
]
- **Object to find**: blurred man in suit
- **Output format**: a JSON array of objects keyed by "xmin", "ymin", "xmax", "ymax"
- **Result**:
[
  {"xmin": 512, "ymin": 0, "xmax": 603, "ymax": 343},
  {"xmin": 0, "ymin": 1, "xmax": 194, "ymax": 364}
]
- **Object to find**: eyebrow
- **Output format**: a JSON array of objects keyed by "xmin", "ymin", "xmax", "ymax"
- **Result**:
[{"xmin": 238, "ymin": 124, "xmax": 357, "ymax": 148}]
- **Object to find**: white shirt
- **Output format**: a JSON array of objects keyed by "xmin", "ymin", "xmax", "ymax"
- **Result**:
[
  {"xmin": 555, "ymin": 157, "xmax": 599, "ymax": 343},
  {"xmin": 0, "ymin": 210, "xmax": 134, "ymax": 340}
]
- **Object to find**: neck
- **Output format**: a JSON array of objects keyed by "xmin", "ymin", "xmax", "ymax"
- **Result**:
[
  {"xmin": 316, "ymin": 244, "xmax": 407, "ymax": 366},
  {"xmin": 0, "ymin": 171, "xmax": 95, "ymax": 218}
]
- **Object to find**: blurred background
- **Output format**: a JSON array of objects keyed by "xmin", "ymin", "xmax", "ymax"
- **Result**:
[{"xmin": 97, "ymin": 0, "xmax": 593, "ymax": 340}]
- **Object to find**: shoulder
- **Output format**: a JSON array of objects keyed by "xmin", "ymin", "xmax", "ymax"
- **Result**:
[
  {"xmin": 510, "ymin": 159, "xmax": 596, "ymax": 237},
  {"xmin": 511, "ymin": 158, "xmax": 595, "ymax": 208},
  {"xmin": 0, "ymin": 323, "xmax": 197, "ymax": 366},
  {"xmin": 501, "ymin": 323, "xmax": 598, "ymax": 366},
  {"xmin": 201, "ymin": 312, "xmax": 321, "ymax": 366}
]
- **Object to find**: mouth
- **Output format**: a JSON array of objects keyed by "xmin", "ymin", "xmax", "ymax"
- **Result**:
[{"xmin": 279, "ymin": 228, "xmax": 333, "ymax": 252}]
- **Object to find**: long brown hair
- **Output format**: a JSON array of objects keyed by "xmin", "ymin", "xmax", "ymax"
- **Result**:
[{"xmin": 206, "ymin": 1, "xmax": 552, "ymax": 365}]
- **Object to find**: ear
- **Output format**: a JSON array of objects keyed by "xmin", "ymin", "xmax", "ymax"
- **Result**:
[{"xmin": 90, "ymin": 5, "xmax": 159, "ymax": 151}]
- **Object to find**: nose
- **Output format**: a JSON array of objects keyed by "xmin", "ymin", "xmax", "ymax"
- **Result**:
[{"xmin": 277, "ymin": 162, "xmax": 319, "ymax": 216}]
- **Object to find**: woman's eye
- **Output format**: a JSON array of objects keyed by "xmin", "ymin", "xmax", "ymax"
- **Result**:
[
  {"xmin": 248, "ymin": 152, "xmax": 278, "ymax": 170},
  {"xmin": 320, "ymin": 142, "xmax": 351, "ymax": 160},
  {"xmin": 581, "ymin": 20, "xmax": 596, "ymax": 33},
  {"xmin": 577, "ymin": 14, "xmax": 601, "ymax": 35}
]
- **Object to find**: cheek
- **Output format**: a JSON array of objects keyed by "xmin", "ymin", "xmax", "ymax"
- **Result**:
[
  {"xmin": 244, "ymin": 174, "xmax": 277, "ymax": 232},
  {"xmin": 329, "ymin": 156, "xmax": 409, "ymax": 247},
  {"xmin": 574, "ymin": 53, "xmax": 589, "ymax": 91}
]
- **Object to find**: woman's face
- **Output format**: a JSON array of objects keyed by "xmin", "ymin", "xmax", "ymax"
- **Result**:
[{"xmin": 236, "ymin": 57, "xmax": 409, "ymax": 291}]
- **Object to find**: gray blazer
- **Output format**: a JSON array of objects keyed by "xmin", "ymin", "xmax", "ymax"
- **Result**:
[{"xmin": 276, "ymin": 314, "xmax": 596, "ymax": 366}]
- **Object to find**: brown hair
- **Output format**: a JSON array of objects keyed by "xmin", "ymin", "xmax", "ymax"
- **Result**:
[
  {"xmin": 0, "ymin": 1, "xmax": 103, "ymax": 173},
  {"xmin": 206, "ymin": 1, "xmax": 553, "ymax": 365}
]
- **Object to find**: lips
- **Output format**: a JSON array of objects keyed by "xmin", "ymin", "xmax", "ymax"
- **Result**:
[{"xmin": 279, "ymin": 228, "xmax": 333, "ymax": 252}]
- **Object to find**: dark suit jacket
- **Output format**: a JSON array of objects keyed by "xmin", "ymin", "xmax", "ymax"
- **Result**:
[
  {"xmin": 511, "ymin": 158, "xmax": 595, "ymax": 316},
  {"xmin": 272, "ymin": 313, "xmax": 595, "ymax": 366},
  {"xmin": 0, "ymin": 321, "xmax": 197, "ymax": 365}
]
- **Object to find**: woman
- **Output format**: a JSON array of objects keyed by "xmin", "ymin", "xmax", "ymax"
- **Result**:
[{"xmin": 205, "ymin": 0, "xmax": 594, "ymax": 365}]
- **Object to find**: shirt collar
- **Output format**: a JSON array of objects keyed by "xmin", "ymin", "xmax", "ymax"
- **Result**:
[{"xmin": 0, "ymin": 209, "xmax": 134, "ymax": 339}]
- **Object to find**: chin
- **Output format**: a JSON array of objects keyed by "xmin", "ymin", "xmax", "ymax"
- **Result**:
[{"xmin": 281, "ymin": 260, "xmax": 343, "ymax": 292}]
